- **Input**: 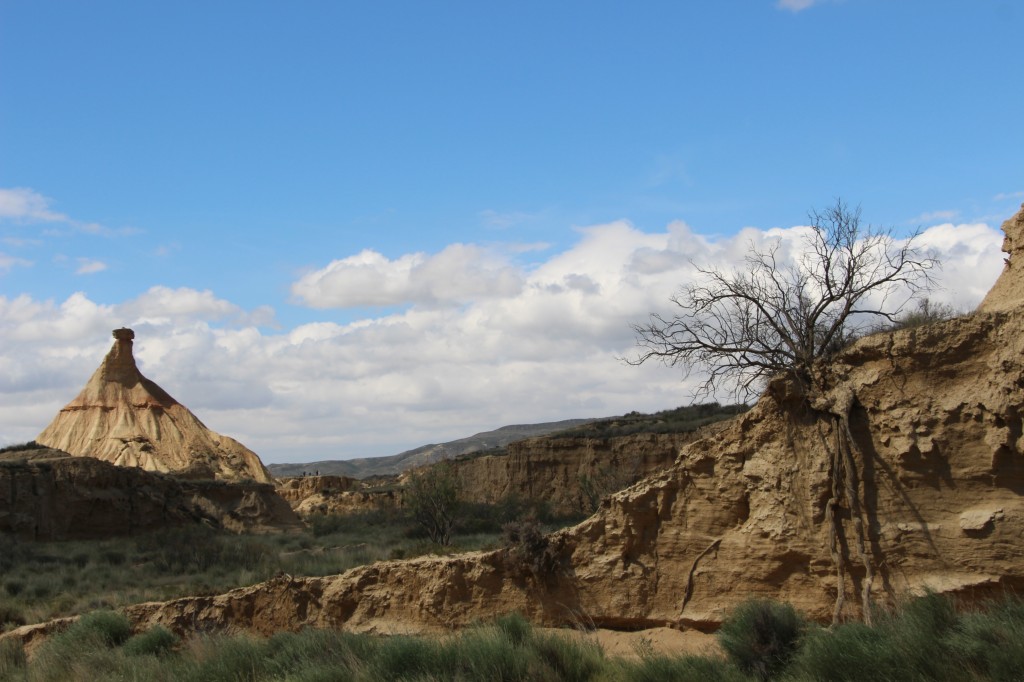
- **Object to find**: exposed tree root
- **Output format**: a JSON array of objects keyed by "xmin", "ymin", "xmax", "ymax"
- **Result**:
[{"xmin": 813, "ymin": 388, "xmax": 876, "ymax": 626}]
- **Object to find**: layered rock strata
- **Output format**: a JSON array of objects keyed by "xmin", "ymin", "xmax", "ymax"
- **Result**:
[
  {"xmin": 36, "ymin": 328, "xmax": 273, "ymax": 483},
  {"xmin": 0, "ymin": 448, "xmax": 302, "ymax": 540}
]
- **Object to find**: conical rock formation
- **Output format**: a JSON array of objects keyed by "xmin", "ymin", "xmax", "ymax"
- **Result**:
[{"xmin": 36, "ymin": 328, "xmax": 273, "ymax": 483}]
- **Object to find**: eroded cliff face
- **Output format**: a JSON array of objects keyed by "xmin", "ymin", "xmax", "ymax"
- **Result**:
[
  {"xmin": 0, "ymin": 450, "xmax": 302, "ymax": 540},
  {"xmin": 453, "ymin": 431, "xmax": 714, "ymax": 516}
]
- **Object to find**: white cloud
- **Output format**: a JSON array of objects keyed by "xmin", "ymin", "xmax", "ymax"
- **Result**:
[
  {"xmin": 0, "ymin": 188, "xmax": 68, "ymax": 222},
  {"xmin": 908, "ymin": 210, "xmax": 959, "ymax": 224},
  {"xmin": 75, "ymin": 258, "xmax": 108, "ymax": 275},
  {"xmin": 0, "ymin": 219, "xmax": 1007, "ymax": 462},
  {"xmin": 777, "ymin": 0, "xmax": 820, "ymax": 11},
  {"xmin": 0, "ymin": 186, "xmax": 135, "ymax": 237},
  {"xmin": 994, "ymin": 191, "xmax": 1024, "ymax": 201},
  {"xmin": 0, "ymin": 252, "xmax": 32, "ymax": 274},
  {"xmin": 291, "ymin": 243, "xmax": 525, "ymax": 308}
]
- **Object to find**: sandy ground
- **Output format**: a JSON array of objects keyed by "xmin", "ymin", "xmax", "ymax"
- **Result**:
[{"xmin": 537, "ymin": 626, "xmax": 721, "ymax": 661}]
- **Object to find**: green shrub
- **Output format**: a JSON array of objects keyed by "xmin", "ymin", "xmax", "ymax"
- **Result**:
[
  {"xmin": 787, "ymin": 622, "xmax": 887, "ymax": 681},
  {"xmin": 72, "ymin": 609, "xmax": 133, "ymax": 647},
  {"xmin": 0, "ymin": 638, "xmax": 26, "ymax": 678},
  {"xmin": 717, "ymin": 599, "xmax": 804, "ymax": 681},
  {"xmin": 123, "ymin": 625, "xmax": 178, "ymax": 657},
  {"xmin": 364, "ymin": 634, "xmax": 444, "ymax": 679},
  {"xmin": 530, "ymin": 630, "xmax": 604, "ymax": 682},
  {"xmin": 0, "ymin": 604, "xmax": 27, "ymax": 629},
  {"xmin": 494, "ymin": 612, "xmax": 532, "ymax": 647},
  {"xmin": 187, "ymin": 634, "xmax": 268, "ymax": 682}
]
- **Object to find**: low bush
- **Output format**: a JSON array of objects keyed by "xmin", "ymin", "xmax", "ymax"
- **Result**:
[
  {"xmin": 0, "ymin": 638, "xmax": 26, "ymax": 678},
  {"xmin": 123, "ymin": 625, "xmax": 179, "ymax": 657},
  {"xmin": 502, "ymin": 518, "xmax": 562, "ymax": 581},
  {"xmin": 717, "ymin": 599, "xmax": 804, "ymax": 681}
]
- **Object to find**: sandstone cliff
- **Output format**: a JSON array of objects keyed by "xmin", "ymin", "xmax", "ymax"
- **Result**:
[
  {"xmin": 0, "ymin": 448, "xmax": 302, "ymax": 539},
  {"xmin": 9, "ymin": 205, "xmax": 1024, "ymax": 645},
  {"xmin": 453, "ymin": 430, "xmax": 718, "ymax": 516},
  {"xmin": 35, "ymin": 328, "xmax": 273, "ymax": 483}
]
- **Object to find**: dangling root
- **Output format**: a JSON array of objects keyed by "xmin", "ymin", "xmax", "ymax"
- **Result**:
[
  {"xmin": 838, "ymin": 410, "xmax": 875, "ymax": 626},
  {"xmin": 828, "ymin": 430, "xmax": 846, "ymax": 625},
  {"xmin": 814, "ymin": 389, "xmax": 876, "ymax": 626}
]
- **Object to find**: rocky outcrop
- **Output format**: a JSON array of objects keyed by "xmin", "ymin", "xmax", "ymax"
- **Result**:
[
  {"xmin": 453, "ymin": 430, "xmax": 717, "ymax": 516},
  {"xmin": 36, "ymin": 328, "xmax": 273, "ymax": 483},
  {"xmin": 0, "ymin": 449, "xmax": 301, "ymax": 540},
  {"xmin": 276, "ymin": 476, "xmax": 402, "ymax": 516},
  {"xmin": 979, "ymin": 204, "xmax": 1024, "ymax": 312}
]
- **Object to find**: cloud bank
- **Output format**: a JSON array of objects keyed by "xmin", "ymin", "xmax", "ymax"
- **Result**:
[{"xmin": 0, "ymin": 219, "xmax": 1005, "ymax": 463}]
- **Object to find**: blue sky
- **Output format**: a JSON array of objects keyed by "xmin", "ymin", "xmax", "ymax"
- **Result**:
[{"xmin": 1, "ymin": 1, "xmax": 1021, "ymax": 462}]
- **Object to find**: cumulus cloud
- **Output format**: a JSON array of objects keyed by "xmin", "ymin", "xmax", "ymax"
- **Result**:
[
  {"xmin": 75, "ymin": 258, "xmax": 108, "ymax": 275},
  {"xmin": 291, "ymin": 243, "xmax": 525, "ymax": 308},
  {"xmin": 0, "ymin": 218, "xmax": 1006, "ymax": 462}
]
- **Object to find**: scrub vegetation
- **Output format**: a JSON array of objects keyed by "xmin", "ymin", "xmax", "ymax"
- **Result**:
[
  {"xmin": 5, "ymin": 593, "xmax": 1024, "ymax": 680},
  {"xmin": 0, "ymin": 500, "xmax": 574, "ymax": 632}
]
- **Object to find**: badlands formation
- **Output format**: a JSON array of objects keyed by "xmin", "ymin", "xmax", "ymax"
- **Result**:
[
  {"xmin": 0, "ymin": 447, "xmax": 301, "ymax": 539},
  {"xmin": 35, "ymin": 327, "xmax": 273, "ymax": 484},
  {"xmin": 7, "ymin": 204, "xmax": 1024, "ymax": 648}
]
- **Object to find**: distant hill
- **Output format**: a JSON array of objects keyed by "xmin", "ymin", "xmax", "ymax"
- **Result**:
[{"xmin": 267, "ymin": 418, "xmax": 598, "ymax": 479}]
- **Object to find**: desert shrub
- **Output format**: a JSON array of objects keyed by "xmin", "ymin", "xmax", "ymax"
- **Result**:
[
  {"xmin": 308, "ymin": 507, "xmax": 408, "ymax": 538},
  {"xmin": 0, "ymin": 440, "xmax": 45, "ymax": 454},
  {"xmin": 136, "ymin": 526, "xmax": 271, "ymax": 574},
  {"xmin": 887, "ymin": 297, "xmax": 961, "ymax": 331},
  {"xmin": 186, "ymin": 634, "xmax": 268, "ymax": 682},
  {"xmin": 261, "ymin": 629, "xmax": 358, "ymax": 677},
  {"xmin": 123, "ymin": 625, "xmax": 178, "ymax": 657},
  {"xmin": 71, "ymin": 609, "xmax": 133, "ymax": 647},
  {"xmin": 0, "ymin": 638, "xmax": 26, "ymax": 678},
  {"xmin": 530, "ymin": 630, "xmax": 605, "ymax": 682},
  {"xmin": 0, "ymin": 604, "xmax": 27, "ymax": 629},
  {"xmin": 555, "ymin": 402, "xmax": 749, "ymax": 439},
  {"xmin": 787, "ymin": 621, "xmax": 888, "ymax": 681},
  {"xmin": 495, "ymin": 612, "xmax": 532, "ymax": 647},
  {"xmin": 4, "ymin": 580, "xmax": 24, "ymax": 597},
  {"xmin": 363, "ymin": 634, "xmax": 445, "ymax": 679},
  {"xmin": 502, "ymin": 518, "xmax": 561, "ymax": 580},
  {"xmin": 717, "ymin": 599, "xmax": 804, "ymax": 681},
  {"xmin": 949, "ymin": 598, "xmax": 1024, "ymax": 679}
]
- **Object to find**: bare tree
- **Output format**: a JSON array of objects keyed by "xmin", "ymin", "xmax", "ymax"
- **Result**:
[
  {"xmin": 629, "ymin": 200, "xmax": 939, "ymax": 625},
  {"xmin": 629, "ymin": 200, "xmax": 938, "ymax": 400},
  {"xmin": 405, "ymin": 461, "xmax": 462, "ymax": 546}
]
